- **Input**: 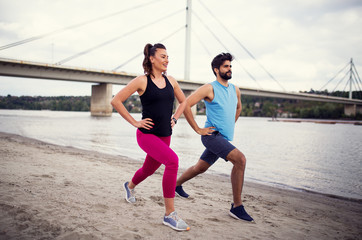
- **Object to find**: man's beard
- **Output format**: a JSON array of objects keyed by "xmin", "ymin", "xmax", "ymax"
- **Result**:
[{"xmin": 220, "ymin": 71, "xmax": 232, "ymax": 80}]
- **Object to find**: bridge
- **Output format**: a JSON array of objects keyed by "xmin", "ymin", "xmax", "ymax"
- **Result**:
[
  {"xmin": 1, "ymin": 1, "xmax": 361, "ymax": 117},
  {"xmin": 1, "ymin": 57, "xmax": 361, "ymax": 116}
]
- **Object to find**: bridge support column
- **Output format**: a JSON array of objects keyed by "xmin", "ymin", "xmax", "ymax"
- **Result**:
[
  {"xmin": 91, "ymin": 83, "xmax": 113, "ymax": 117},
  {"xmin": 358, "ymin": 106, "xmax": 362, "ymax": 115},
  {"xmin": 346, "ymin": 104, "xmax": 362, "ymax": 116},
  {"xmin": 344, "ymin": 104, "xmax": 356, "ymax": 116}
]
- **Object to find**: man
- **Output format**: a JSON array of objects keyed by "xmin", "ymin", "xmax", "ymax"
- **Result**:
[{"xmin": 175, "ymin": 53, "xmax": 254, "ymax": 222}]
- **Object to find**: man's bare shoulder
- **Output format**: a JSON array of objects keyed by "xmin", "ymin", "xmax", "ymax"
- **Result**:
[
  {"xmin": 194, "ymin": 83, "xmax": 214, "ymax": 101},
  {"xmin": 199, "ymin": 83, "xmax": 213, "ymax": 92}
]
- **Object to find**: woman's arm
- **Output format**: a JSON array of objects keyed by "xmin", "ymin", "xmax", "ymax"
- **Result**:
[
  {"xmin": 111, "ymin": 76, "xmax": 153, "ymax": 130},
  {"xmin": 168, "ymin": 76, "xmax": 186, "ymax": 127}
]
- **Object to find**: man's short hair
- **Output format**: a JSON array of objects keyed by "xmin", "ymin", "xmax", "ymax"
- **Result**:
[{"xmin": 211, "ymin": 53, "xmax": 234, "ymax": 76}]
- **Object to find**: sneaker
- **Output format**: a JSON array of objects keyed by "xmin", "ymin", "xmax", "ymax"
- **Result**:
[
  {"xmin": 229, "ymin": 203, "xmax": 254, "ymax": 222},
  {"xmin": 123, "ymin": 181, "xmax": 136, "ymax": 203},
  {"xmin": 175, "ymin": 185, "xmax": 189, "ymax": 198},
  {"xmin": 163, "ymin": 211, "xmax": 190, "ymax": 231}
]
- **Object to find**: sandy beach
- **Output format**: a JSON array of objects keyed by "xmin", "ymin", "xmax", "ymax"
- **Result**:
[{"xmin": 0, "ymin": 132, "xmax": 361, "ymax": 240}]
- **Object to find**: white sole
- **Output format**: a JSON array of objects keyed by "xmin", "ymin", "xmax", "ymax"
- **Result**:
[
  {"xmin": 175, "ymin": 192, "xmax": 189, "ymax": 198},
  {"xmin": 229, "ymin": 211, "xmax": 256, "ymax": 223},
  {"xmin": 163, "ymin": 221, "xmax": 190, "ymax": 231},
  {"xmin": 123, "ymin": 183, "xmax": 135, "ymax": 203},
  {"xmin": 229, "ymin": 211, "xmax": 240, "ymax": 220}
]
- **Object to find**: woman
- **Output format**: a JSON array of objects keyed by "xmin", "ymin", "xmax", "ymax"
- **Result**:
[{"xmin": 111, "ymin": 43, "xmax": 190, "ymax": 231}]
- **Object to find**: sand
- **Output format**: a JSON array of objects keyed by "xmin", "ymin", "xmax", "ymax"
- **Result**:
[{"xmin": 0, "ymin": 132, "xmax": 361, "ymax": 240}]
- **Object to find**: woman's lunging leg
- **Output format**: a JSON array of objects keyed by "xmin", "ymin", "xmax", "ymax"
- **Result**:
[
  {"xmin": 135, "ymin": 130, "xmax": 179, "ymax": 198},
  {"xmin": 132, "ymin": 154, "xmax": 161, "ymax": 186}
]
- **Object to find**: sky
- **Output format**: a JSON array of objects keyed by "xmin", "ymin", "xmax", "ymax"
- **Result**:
[{"xmin": 0, "ymin": 0, "xmax": 361, "ymax": 96}]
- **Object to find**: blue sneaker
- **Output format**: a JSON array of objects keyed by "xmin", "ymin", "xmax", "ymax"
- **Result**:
[
  {"xmin": 229, "ymin": 203, "xmax": 254, "ymax": 222},
  {"xmin": 123, "ymin": 181, "xmax": 136, "ymax": 203},
  {"xmin": 175, "ymin": 185, "xmax": 189, "ymax": 198},
  {"xmin": 163, "ymin": 211, "xmax": 190, "ymax": 231}
]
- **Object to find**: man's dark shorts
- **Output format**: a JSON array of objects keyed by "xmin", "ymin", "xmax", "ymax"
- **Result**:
[{"xmin": 200, "ymin": 131, "xmax": 236, "ymax": 165}]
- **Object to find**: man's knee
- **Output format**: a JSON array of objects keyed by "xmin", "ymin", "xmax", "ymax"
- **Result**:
[
  {"xmin": 194, "ymin": 166, "xmax": 207, "ymax": 174},
  {"xmin": 194, "ymin": 160, "xmax": 210, "ymax": 174},
  {"xmin": 227, "ymin": 149, "xmax": 246, "ymax": 168}
]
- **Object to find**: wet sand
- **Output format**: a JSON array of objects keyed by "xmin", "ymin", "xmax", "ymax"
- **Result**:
[{"xmin": 0, "ymin": 132, "xmax": 361, "ymax": 239}]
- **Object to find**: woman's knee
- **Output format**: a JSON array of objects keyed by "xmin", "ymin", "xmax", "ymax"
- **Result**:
[
  {"xmin": 144, "ymin": 166, "xmax": 159, "ymax": 177},
  {"xmin": 165, "ymin": 153, "xmax": 179, "ymax": 170}
]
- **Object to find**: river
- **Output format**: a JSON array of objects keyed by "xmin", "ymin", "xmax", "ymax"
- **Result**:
[{"xmin": 0, "ymin": 109, "xmax": 361, "ymax": 200}]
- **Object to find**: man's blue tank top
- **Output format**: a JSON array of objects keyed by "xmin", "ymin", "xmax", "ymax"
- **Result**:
[{"xmin": 204, "ymin": 81, "xmax": 237, "ymax": 141}]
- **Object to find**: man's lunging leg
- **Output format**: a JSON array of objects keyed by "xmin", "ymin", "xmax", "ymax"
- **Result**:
[
  {"xmin": 175, "ymin": 159, "xmax": 211, "ymax": 198},
  {"xmin": 227, "ymin": 148, "xmax": 254, "ymax": 222},
  {"xmin": 226, "ymin": 148, "xmax": 246, "ymax": 207}
]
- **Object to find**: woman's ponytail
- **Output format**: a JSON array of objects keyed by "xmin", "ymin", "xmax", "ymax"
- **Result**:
[
  {"xmin": 142, "ymin": 43, "xmax": 153, "ymax": 76},
  {"xmin": 142, "ymin": 43, "xmax": 166, "ymax": 77}
]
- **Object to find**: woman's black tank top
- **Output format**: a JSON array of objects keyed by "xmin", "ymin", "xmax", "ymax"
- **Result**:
[{"xmin": 139, "ymin": 75, "xmax": 174, "ymax": 136}]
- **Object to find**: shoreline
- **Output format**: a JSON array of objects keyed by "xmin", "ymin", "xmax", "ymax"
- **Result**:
[
  {"xmin": 268, "ymin": 118, "xmax": 362, "ymax": 125},
  {"xmin": 1, "ymin": 109, "xmax": 360, "ymax": 201},
  {"xmin": 1, "ymin": 132, "xmax": 361, "ymax": 239},
  {"xmin": 204, "ymin": 171, "xmax": 362, "ymax": 204}
]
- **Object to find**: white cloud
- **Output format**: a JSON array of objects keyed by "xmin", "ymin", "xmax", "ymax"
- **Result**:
[{"xmin": 0, "ymin": 0, "xmax": 361, "ymax": 95}]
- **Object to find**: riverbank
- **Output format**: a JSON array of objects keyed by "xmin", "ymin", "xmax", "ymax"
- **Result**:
[
  {"xmin": 269, "ymin": 118, "xmax": 362, "ymax": 125},
  {"xmin": 0, "ymin": 132, "xmax": 361, "ymax": 239}
]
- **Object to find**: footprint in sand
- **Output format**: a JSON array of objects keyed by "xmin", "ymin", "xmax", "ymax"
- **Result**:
[{"xmin": 149, "ymin": 196, "xmax": 164, "ymax": 206}]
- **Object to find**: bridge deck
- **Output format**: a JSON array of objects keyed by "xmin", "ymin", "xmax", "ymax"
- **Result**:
[{"xmin": 1, "ymin": 58, "xmax": 361, "ymax": 105}]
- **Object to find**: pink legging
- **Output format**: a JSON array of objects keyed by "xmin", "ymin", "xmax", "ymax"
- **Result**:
[{"xmin": 132, "ymin": 129, "xmax": 178, "ymax": 198}]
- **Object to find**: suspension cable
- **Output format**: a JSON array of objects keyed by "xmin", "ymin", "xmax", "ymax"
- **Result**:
[
  {"xmin": 332, "ymin": 69, "xmax": 350, "ymax": 92},
  {"xmin": 198, "ymin": 0, "xmax": 285, "ymax": 91},
  {"xmin": 191, "ymin": 29, "xmax": 212, "ymax": 57},
  {"xmin": 341, "ymin": 76, "xmax": 350, "ymax": 94},
  {"xmin": 192, "ymin": 11, "xmax": 229, "ymax": 53},
  {"xmin": 112, "ymin": 25, "xmax": 185, "ymax": 71},
  {"xmin": 235, "ymin": 61, "xmax": 264, "ymax": 89},
  {"xmin": 352, "ymin": 71, "xmax": 362, "ymax": 92},
  {"xmin": 352, "ymin": 61, "xmax": 362, "ymax": 86},
  {"xmin": 56, "ymin": 8, "xmax": 184, "ymax": 65},
  {"xmin": 318, "ymin": 61, "xmax": 350, "ymax": 91},
  {"xmin": 352, "ymin": 72, "xmax": 362, "ymax": 99},
  {"xmin": 192, "ymin": 11, "xmax": 262, "ymax": 89},
  {"xmin": 0, "ymin": 0, "xmax": 163, "ymax": 51},
  {"xmin": 354, "ymin": 72, "xmax": 362, "ymax": 89},
  {"xmin": 351, "ymin": 76, "xmax": 361, "ymax": 93}
]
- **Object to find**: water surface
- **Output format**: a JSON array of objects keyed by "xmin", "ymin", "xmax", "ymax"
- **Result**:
[{"xmin": 0, "ymin": 109, "xmax": 361, "ymax": 200}]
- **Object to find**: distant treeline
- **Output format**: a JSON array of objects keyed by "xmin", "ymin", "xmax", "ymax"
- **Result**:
[
  {"xmin": 0, "ymin": 95, "xmax": 91, "ymax": 112},
  {"xmin": 1, "ymin": 89, "xmax": 361, "ymax": 119}
]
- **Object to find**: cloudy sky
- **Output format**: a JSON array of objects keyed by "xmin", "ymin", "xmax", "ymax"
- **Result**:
[{"xmin": 0, "ymin": 0, "xmax": 361, "ymax": 96}]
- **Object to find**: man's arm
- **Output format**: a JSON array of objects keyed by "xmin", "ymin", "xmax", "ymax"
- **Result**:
[
  {"xmin": 235, "ymin": 86, "xmax": 242, "ymax": 122},
  {"xmin": 184, "ymin": 84, "xmax": 216, "ymax": 135}
]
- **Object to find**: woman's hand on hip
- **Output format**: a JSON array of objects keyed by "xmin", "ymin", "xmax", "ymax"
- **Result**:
[{"xmin": 134, "ymin": 118, "xmax": 154, "ymax": 129}]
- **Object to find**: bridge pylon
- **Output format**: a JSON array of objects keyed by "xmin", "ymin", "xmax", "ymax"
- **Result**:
[{"xmin": 90, "ymin": 83, "xmax": 113, "ymax": 117}]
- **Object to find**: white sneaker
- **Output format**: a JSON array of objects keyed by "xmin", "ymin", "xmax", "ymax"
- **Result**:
[
  {"xmin": 123, "ymin": 181, "xmax": 136, "ymax": 203},
  {"xmin": 163, "ymin": 211, "xmax": 190, "ymax": 231}
]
